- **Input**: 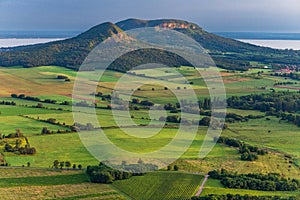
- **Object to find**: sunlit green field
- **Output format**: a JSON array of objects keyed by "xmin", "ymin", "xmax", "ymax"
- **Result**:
[
  {"xmin": 112, "ymin": 171, "xmax": 202, "ymax": 200},
  {"xmin": 0, "ymin": 168, "xmax": 124, "ymax": 200},
  {"xmin": 1, "ymin": 65, "xmax": 300, "ymax": 199}
]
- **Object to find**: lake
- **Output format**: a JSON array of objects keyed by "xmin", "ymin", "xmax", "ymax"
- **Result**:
[
  {"xmin": 239, "ymin": 39, "xmax": 300, "ymax": 50},
  {"xmin": 0, "ymin": 38, "xmax": 64, "ymax": 48}
]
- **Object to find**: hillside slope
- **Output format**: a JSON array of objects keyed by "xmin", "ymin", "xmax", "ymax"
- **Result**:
[{"xmin": 0, "ymin": 22, "xmax": 122, "ymax": 68}]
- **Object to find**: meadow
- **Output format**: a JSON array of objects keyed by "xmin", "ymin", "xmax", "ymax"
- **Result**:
[
  {"xmin": 0, "ymin": 65, "xmax": 300, "ymax": 199},
  {"xmin": 0, "ymin": 168, "xmax": 124, "ymax": 200}
]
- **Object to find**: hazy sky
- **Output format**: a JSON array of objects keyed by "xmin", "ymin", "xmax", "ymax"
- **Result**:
[{"xmin": 0, "ymin": 0, "xmax": 299, "ymax": 32}]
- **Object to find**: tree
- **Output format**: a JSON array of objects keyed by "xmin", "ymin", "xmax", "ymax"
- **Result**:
[
  {"xmin": 174, "ymin": 165, "xmax": 179, "ymax": 171},
  {"xmin": 65, "ymin": 161, "xmax": 71, "ymax": 168},
  {"xmin": 138, "ymin": 158, "xmax": 144, "ymax": 164},
  {"xmin": 15, "ymin": 129, "xmax": 23, "ymax": 137},
  {"xmin": 90, "ymin": 171, "xmax": 113, "ymax": 184},
  {"xmin": 27, "ymin": 162, "xmax": 30, "ymax": 167},
  {"xmin": 72, "ymin": 164, "xmax": 76, "ymax": 169},
  {"xmin": 167, "ymin": 165, "xmax": 172, "ymax": 171},
  {"xmin": 59, "ymin": 161, "xmax": 65, "ymax": 169},
  {"xmin": 37, "ymin": 103, "xmax": 44, "ymax": 108},
  {"xmin": 78, "ymin": 164, "xmax": 82, "ymax": 170},
  {"xmin": 41, "ymin": 127, "xmax": 50, "ymax": 134},
  {"xmin": 53, "ymin": 160, "xmax": 59, "ymax": 168}
]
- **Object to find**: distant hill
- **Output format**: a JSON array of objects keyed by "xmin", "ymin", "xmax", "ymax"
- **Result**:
[{"xmin": 0, "ymin": 18, "xmax": 299, "ymax": 71}]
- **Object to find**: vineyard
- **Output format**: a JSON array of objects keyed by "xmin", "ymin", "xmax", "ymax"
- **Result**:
[{"xmin": 112, "ymin": 171, "xmax": 203, "ymax": 200}]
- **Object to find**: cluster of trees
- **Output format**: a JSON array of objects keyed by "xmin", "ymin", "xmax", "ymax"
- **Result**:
[
  {"xmin": 87, "ymin": 160, "xmax": 158, "ymax": 184},
  {"xmin": 192, "ymin": 194, "xmax": 297, "ymax": 200},
  {"xmin": 158, "ymin": 115, "xmax": 226, "ymax": 129},
  {"xmin": 271, "ymin": 72, "xmax": 300, "ymax": 81},
  {"xmin": 131, "ymin": 99, "xmax": 154, "ymax": 107},
  {"xmin": 72, "ymin": 122, "xmax": 95, "ymax": 131},
  {"xmin": 130, "ymin": 97, "xmax": 225, "ymax": 113},
  {"xmin": 167, "ymin": 165, "xmax": 179, "ymax": 171},
  {"xmin": 57, "ymin": 75, "xmax": 70, "ymax": 82},
  {"xmin": 208, "ymin": 169, "xmax": 299, "ymax": 191},
  {"xmin": 266, "ymin": 111, "xmax": 300, "ymax": 127},
  {"xmin": 199, "ymin": 117, "xmax": 226, "ymax": 130},
  {"xmin": 4, "ymin": 143, "xmax": 36, "ymax": 155},
  {"xmin": 159, "ymin": 115, "xmax": 180, "ymax": 123},
  {"xmin": 225, "ymin": 113, "xmax": 264, "ymax": 123},
  {"xmin": 94, "ymin": 92, "xmax": 112, "ymax": 101},
  {"xmin": 2, "ymin": 130, "xmax": 37, "ymax": 155},
  {"xmin": 0, "ymin": 100, "xmax": 16, "ymax": 106},
  {"xmin": 227, "ymin": 92, "xmax": 300, "ymax": 113},
  {"xmin": 215, "ymin": 136, "xmax": 267, "ymax": 161},
  {"xmin": 274, "ymin": 81, "xmax": 297, "ymax": 86},
  {"xmin": 2, "ymin": 128, "xmax": 24, "ymax": 138},
  {"xmin": 86, "ymin": 162, "xmax": 138, "ymax": 184},
  {"xmin": 11, "ymin": 93, "xmax": 70, "ymax": 105},
  {"xmin": 21, "ymin": 115, "xmax": 74, "ymax": 133},
  {"xmin": 227, "ymin": 92, "xmax": 300, "ymax": 127},
  {"xmin": 38, "ymin": 117, "xmax": 71, "ymax": 128},
  {"xmin": 74, "ymin": 101, "xmax": 89, "ymax": 107},
  {"xmin": 53, "ymin": 160, "xmax": 82, "ymax": 170},
  {"xmin": 41, "ymin": 127, "xmax": 72, "ymax": 135}
]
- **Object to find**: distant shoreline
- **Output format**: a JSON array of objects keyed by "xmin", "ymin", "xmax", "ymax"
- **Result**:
[
  {"xmin": 0, "ymin": 38, "xmax": 65, "ymax": 48},
  {"xmin": 0, "ymin": 30, "xmax": 79, "ymax": 39},
  {"xmin": 214, "ymin": 32, "xmax": 300, "ymax": 40},
  {"xmin": 239, "ymin": 39, "xmax": 300, "ymax": 50}
]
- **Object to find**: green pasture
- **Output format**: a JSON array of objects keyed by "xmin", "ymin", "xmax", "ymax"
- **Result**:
[{"xmin": 113, "ymin": 171, "xmax": 203, "ymax": 200}]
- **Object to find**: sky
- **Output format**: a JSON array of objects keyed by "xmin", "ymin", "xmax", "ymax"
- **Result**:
[{"xmin": 0, "ymin": 0, "xmax": 299, "ymax": 33}]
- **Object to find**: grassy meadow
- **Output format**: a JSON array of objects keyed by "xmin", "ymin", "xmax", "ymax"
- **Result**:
[
  {"xmin": 0, "ymin": 65, "xmax": 300, "ymax": 199},
  {"xmin": 0, "ymin": 168, "xmax": 124, "ymax": 200}
]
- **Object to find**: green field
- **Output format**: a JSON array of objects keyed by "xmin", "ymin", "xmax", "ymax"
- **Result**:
[
  {"xmin": 0, "ymin": 168, "xmax": 124, "ymax": 200},
  {"xmin": 113, "ymin": 171, "xmax": 203, "ymax": 200},
  {"xmin": 1, "ymin": 65, "xmax": 300, "ymax": 199}
]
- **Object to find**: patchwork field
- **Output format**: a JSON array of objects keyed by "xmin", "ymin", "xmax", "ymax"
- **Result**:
[
  {"xmin": 0, "ymin": 168, "xmax": 124, "ymax": 200},
  {"xmin": 0, "ymin": 65, "xmax": 300, "ymax": 199}
]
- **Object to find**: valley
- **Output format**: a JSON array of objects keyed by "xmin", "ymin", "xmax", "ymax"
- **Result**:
[{"xmin": 0, "ymin": 63, "xmax": 300, "ymax": 199}]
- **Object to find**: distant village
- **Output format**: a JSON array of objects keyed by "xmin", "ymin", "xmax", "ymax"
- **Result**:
[{"xmin": 252, "ymin": 64, "xmax": 300, "ymax": 74}]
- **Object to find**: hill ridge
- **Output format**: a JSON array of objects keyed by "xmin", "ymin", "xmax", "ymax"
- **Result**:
[{"xmin": 0, "ymin": 18, "xmax": 299, "ymax": 70}]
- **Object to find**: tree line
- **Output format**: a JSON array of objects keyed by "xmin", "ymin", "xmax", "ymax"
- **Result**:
[
  {"xmin": 215, "ymin": 136, "xmax": 267, "ymax": 161},
  {"xmin": 192, "ymin": 194, "xmax": 296, "ymax": 200},
  {"xmin": 208, "ymin": 169, "xmax": 299, "ymax": 191}
]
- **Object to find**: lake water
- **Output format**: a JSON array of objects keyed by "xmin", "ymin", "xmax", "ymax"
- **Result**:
[
  {"xmin": 0, "ymin": 38, "xmax": 65, "ymax": 48},
  {"xmin": 239, "ymin": 39, "xmax": 300, "ymax": 50}
]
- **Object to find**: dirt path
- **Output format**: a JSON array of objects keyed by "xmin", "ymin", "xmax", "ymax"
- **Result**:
[{"xmin": 195, "ymin": 174, "xmax": 209, "ymax": 196}]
